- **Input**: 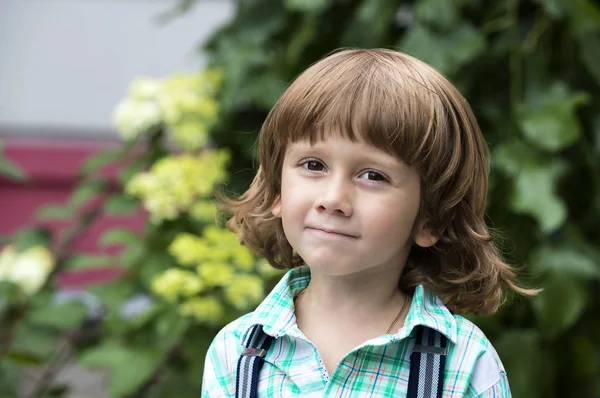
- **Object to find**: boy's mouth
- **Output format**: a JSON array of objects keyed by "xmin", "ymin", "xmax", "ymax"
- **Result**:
[{"xmin": 305, "ymin": 226, "xmax": 359, "ymax": 239}]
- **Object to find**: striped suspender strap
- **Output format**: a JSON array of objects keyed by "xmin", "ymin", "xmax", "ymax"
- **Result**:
[
  {"xmin": 407, "ymin": 325, "xmax": 449, "ymax": 398},
  {"xmin": 235, "ymin": 324, "xmax": 447, "ymax": 398},
  {"xmin": 235, "ymin": 324, "xmax": 274, "ymax": 398}
]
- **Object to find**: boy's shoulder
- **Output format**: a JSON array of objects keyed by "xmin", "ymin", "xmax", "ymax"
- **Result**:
[
  {"xmin": 449, "ymin": 314, "xmax": 508, "ymax": 395},
  {"xmin": 213, "ymin": 311, "xmax": 256, "ymax": 344}
]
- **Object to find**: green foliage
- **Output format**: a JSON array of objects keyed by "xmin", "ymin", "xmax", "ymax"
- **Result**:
[
  {"xmin": 201, "ymin": 0, "xmax": 600, "ymax": 396},
  {"xmin": 0, "ymin": 139, "xmax": 28, "ymax": 182},
  {"xmin": 1, "ymin": 0, "xmax": 599, "ymax": 397}
]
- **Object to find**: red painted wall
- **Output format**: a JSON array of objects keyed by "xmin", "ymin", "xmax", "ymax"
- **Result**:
[{"xmin": 0, "ymin": 136, "xmax": 146, "ymax": 289}]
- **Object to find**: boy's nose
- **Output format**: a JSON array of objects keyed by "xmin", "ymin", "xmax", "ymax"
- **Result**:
[{"xmin": 314, "ymin": 179, "xmax": 353, "ymax": 216}]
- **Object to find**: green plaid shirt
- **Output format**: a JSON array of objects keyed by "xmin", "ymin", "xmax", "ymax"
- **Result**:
[{"xmin": 202, "ymin": 266, "xmax": 511, "ymax": 397}]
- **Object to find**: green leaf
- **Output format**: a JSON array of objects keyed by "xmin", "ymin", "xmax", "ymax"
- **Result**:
[
  {"xmin": 415, "ymin": 0, "xmax": 461, "ymax": 30},
  {"xmin": 99, "ymin": 228, "xmax": 140, "ymax": 249},
  {"xmin": 81, "ymin": 150, "xmax": 121, "ymax": 175},
  {"xmin": 510, "ymin": 160, "xmax": 568, "ymax": 233},
  {"xmin": 0, "ymin": 360, "xmax": 20, "ymax": 398},
  {"xmin": 529, "ymin": 244, "xmax": 600, "ymax": 279},
  {"xmin": 79, "ymin": 344, "xmax": 161, "ymax": 397},
  {"xmin": 578, "ymin": 33, "xmax": 600, "ymax": 86},
  {"xmin": 495, "ymin": 330, "xmax": 555, "ymax": 398},
  {"xmin": 9, "ymin": 227, "xmax": 52, "ymax": 251},
  {"xmin": 340, "ymin": 0, "xmax": 398, "ymax": 47},
  {"xmin": 401, "ymin": 23, "xmax": 486, "ymax": 76},
  {"xmin": 9, "ymin": 323, "xmax": 61, "ymax": 362},
  {"xmin": 87, "ymin": 279, "xmax": 136, "ymax": 315},
  {"xmin": 285, "ymin": 0, "xmax": 328, "ymax": 12},
  {"xmin": 66, "ymin": 253, "xmax": 114, "ymax": 269},
  {"xmin": 28, "ymin": 300, "xmax": 88, "ymax": 331},
  {"xmin": 0, "ymin": 154, "xmax": 27, "ymax": 182},
  {"xmin": 119, "ymin": 243, "xmax": 145, "ymax": 268},
  {"xmin": 104, "ymin": 194, "xmax": 139, "ymax": 216},
  {"xmin": 36, "ymin": 204, "xmax": 73, "ymax": 221},
  {"xmin": 566, "ymin": 0, "xmax": 600, "ymax": 36},
  {"xmin": 533, "ymin": 273, "xmax": 587, "ymax": 339},
  {"xmin": 69, "ymin": 179, "xmax": 108, "ymax": 208},
  {"xmin": 518, "ymin": 81, "xmax": 589, "ymax": 152},
  {"xmin": 533, "ymin": 0, "xmax": 566, "ymax": 18}
]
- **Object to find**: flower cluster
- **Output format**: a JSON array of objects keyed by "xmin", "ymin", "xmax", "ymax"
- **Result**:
[
  {"xmin": 113, "ymin": 70, "xmax": 223, "ymax": 151},
  {"xmin": 0, "ymin": 245, "xmax": 55, "ymax": 296},
  {"xmin": 151, "ymin": 227, "xmax": 278, "ymax": 324},
  {"xmin": 125, "ymin": 150, "xmax": 229, "ymax": 223}
]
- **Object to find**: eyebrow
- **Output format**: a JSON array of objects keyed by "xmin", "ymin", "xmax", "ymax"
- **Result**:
[{"xmin": 286, "ymin": 142, "xmax": 407, "ymax": 171}]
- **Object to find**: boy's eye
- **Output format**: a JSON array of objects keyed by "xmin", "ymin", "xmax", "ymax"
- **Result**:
[
  {"xmin": 303, "ymin": 160, "xmax": 325, "ymax": 171},
  {"xmin": 359, "ymin": 170, "xmax": 387, "ymax": 182}
]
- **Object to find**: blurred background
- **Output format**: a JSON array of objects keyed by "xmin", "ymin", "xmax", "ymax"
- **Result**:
[{"xmin": 0, "ymin": 0, "xmax": 599, "ymax": 397}]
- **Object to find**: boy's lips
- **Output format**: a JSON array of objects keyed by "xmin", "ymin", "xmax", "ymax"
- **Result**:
[{"xmin": 305, "ymin": 226, "xmax": 359, "ymax": 238}]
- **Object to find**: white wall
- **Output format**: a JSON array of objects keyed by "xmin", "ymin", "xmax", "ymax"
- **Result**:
[{"xmin": 0, "ymin": 0, "xmax": 234, "ymax": 138}]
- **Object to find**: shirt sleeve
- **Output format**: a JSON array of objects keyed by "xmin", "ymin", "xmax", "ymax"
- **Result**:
[
  {"xmin": 465, "ymin": 348, "xmax": 512, "ymax": 398},
  {"xmin": 201, "ymin": 328, "xmax": 241, "ymax": 398},
  {"xmin": 472, "ymin": 371, "xmax": 511, "ymax": 398}
]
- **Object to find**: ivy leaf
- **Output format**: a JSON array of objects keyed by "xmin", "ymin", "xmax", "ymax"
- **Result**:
[
  {"xmin": 529, "ymin": 244, "xmax": 600, "ymax": 279},
  {"xmin": 285, "ymin": 0, "xmax": 329, "ymax": 12},
  {"xmin": 533, "ymin": 0, "xmax": 566, "ymax": 18},
  {"xmin": 533, "ymin": 273, "xmax": 587, "ymax": 340},
  {"xmin": 340, "ymin": 0, "xmax": 398, "ymax": 47},
  {"xmin": 518, "ymin": 82, "xmax": 589, "ymax": 152},
  {"xmin": 79, "ymin": 344, "xmax": 161, "ymax": 397},
  {"xmin": 415, "ymin": 0, "xmax": 462, "ymax": 30},
  {"xmin": 578, "ymin": 33, "xmax": 600, "ymax": 87},
  {"xmin": 494, "ymin": 330, "xmax": 555, "ymax": 398},
  {"xmin": 566, "ymin": 0, "xmax": 600, "ymax": 36},
  {"xmin": 401, "ymin": 23, "xmax": 485, "ymax": 76},
  {"xmin": 510, "ymin": 159, "xmax": 568, "ymax": 233}
]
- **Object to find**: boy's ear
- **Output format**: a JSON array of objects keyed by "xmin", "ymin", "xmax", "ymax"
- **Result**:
[
  {"xmin": 413, "ymin": 222, "xmax": 439, "ymax": 248},
  {"xmin": 271, "ymin": 196, "xmax": 282, "ymax": 217}
]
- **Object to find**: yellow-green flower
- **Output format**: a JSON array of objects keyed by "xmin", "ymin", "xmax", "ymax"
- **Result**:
[
  {"xmin": 189, "ymin": 201, "xmax": 217, "ymax": 222},
  {"xmin": 0, "ymin": 245, "xmax": 55, "ymax": 296},
  {"xmin": 169, "ymin": 233, "xmax": 208, "ymax": 267},
  {"xmin": 125, "ymin": 151, "xmax": 230, "ymax": 223},
  {"xmin": 225, "ymin": 274, "xmax": 264, "ymax": 310},
  {"xmin": 196, "ymin": 261, "xmax": 235, "ymax": 287},
  {"xmin": 179, "ymin": 296, "xmax": 224, "ymax": 323},
  {"xmin": 151, "ymin": 268, "xmax": 204, "ymax": 302},
  {"xmin": 113, "ymin": 98, "xmax": 162, "ymax": 141}
]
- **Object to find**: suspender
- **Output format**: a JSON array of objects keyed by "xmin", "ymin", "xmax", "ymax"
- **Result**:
[{"xmin": 235, "ymin": 324, "xmax": 448, "ymax": 398}]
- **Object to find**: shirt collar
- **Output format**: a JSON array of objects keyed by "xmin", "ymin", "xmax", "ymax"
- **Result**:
[{"xmin": 241, "ymin": 265, "xmax": 457, "ymax": 346}]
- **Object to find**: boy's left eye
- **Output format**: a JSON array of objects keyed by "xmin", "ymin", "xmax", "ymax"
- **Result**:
[{"xmin": 359, "ymin": 170, "xmax": 387, "ymax": 182}]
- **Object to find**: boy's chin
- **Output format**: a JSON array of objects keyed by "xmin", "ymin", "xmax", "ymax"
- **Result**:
[{"xmin": 303, "ymin": 259, "xmax": 368, "ymax": 277}]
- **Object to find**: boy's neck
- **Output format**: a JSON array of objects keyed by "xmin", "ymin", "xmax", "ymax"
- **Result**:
[{"xmin": 296, "ymin": 264, "xmax": 408, "ymax": 327}]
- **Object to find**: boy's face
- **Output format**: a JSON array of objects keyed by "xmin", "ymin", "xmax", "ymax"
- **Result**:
[{"xmin": 272, "ymin": 135, "xmax": 438, "ymax": 277}]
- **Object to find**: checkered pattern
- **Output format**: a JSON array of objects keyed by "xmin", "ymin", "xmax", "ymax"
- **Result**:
[{"xmin": 202, "ymin": 266, "xmax": 511, "ymax": 397}]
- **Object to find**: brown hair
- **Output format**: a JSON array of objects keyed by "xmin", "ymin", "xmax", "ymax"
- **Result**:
[{"xmin": 222, "ymin": 48, "xmax": 537, "ymax": 315}]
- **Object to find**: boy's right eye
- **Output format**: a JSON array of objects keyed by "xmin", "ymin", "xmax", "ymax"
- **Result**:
[{"xmin": 302, "ymin": 159, "xmax": 325, "ymax": 171}]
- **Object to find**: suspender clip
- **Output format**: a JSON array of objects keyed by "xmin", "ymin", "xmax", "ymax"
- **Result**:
[
  {"xmin": 412, "ymin": 344, "xmax": 447, "ymax": 355},
  {"xmin": 242, "ymin": 348, "xmax": 267, "ymax": 358}
]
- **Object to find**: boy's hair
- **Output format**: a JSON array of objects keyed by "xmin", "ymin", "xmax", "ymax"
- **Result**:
[{"xmin": 223, "ymin": 48, "xmax": 537, "ymax": 315}]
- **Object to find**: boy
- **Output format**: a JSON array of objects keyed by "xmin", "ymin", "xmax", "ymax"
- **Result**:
[{"xmin": 202, "ymin": 48, "xmax": 535, "ymax": 397}]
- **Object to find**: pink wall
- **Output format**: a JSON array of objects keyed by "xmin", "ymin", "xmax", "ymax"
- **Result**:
[{"xmin": 0, "ymin": 136, "xmax": 146, "ymax": 288}]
